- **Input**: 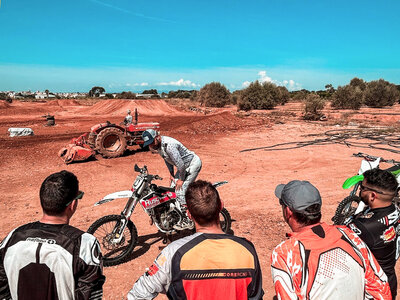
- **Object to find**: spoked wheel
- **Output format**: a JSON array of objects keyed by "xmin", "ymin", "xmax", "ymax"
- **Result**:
[
  {"xmin": 332, "ymin": 195, "xmax": 361, "ymax": 225},
  {"xmin": 220, "ymin": 208, "xmax": 232, "ymax": 233},
  {"xmin": 87, "ymin": 215, "xmax": 138, "ymax": 267}
]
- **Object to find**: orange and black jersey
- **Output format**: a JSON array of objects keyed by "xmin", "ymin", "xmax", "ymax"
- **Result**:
[{"xmin": 128, "ymin": 232, "xmax": 263, "ymax": 300}]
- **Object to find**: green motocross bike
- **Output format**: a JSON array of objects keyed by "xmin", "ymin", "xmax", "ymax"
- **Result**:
[{"xmin": 332, "ymin": 152, "xmax": 400, "ymax": 225}]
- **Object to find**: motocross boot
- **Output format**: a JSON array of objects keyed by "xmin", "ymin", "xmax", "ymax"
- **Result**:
[{"xmin": 173, "ymin": 204, "xmax": 194, "ymax": 231}]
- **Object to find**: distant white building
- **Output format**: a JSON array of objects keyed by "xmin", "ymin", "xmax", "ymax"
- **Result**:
[
  {"xmin": 35, "ymin": 91, "xmax": 55, "ymax": 99},
  {"xmin": 136, "ymin": 93, "xmax": 160, "ymax": 99}
]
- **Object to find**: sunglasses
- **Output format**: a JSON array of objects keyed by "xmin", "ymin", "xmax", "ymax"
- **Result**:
[
  {"xmin": 65, "ymin": 191, "xmax": 84, "ymax": 207},
  {"xmin": 359, "ymin": 183, "xmax": 394, "ymax": 196},
  {"xmin": 279, "ymin": 199, "xmax": 286, "ymax": 206}
]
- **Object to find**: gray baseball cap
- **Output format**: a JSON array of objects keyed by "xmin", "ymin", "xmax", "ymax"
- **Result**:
[
  {"xmin": 275, "ymin": 180, "xmax": 322, "ymax": 215},
  {"xmin": 142, "ymin": 129, "xmax": 158, "ymax": 147}
]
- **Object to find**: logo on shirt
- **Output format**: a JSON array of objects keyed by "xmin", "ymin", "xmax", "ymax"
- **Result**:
[
  {"xmin": 380, "ymin": 226, "xmax": 396, "ymax": 243},
  {"xmin": 26, "ymin": 237, "xmax": 56, "ymax": 244},
  {"xmin": 146, "ymin": 263, "xmax": 159, "ymax": 276},
  {"xmin": 361, "ymin": 211, "xmax": 374, "ymax": 219},
  {"xmin": 349, "ymin": 223, "xmax": 361, "ymax": 235}
]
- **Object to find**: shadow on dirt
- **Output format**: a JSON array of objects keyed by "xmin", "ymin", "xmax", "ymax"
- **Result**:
[
  {"xmin": 121, "ymin": 146, "xmax": 150, "ymax": 158},
  {"xmin": 125, "ymin": 232, "xmax": 164, "ymax": 262}
]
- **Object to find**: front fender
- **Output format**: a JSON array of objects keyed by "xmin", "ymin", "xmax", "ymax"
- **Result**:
[
  {"xmin": 342, "ymin": 175, "xmax": 364, "ymax": 189},
  {"xmin": 213, "ymin": 181, "xmax": 228, "ymax": 188},
  {"xmin": 94, "ymin": 190, "xmax": 133, "ymax": 206}
]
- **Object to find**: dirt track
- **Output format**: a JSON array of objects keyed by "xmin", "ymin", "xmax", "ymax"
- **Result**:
[{"xmin": 1, "ymin": 99, "xmax": 400, "ymax": 299}]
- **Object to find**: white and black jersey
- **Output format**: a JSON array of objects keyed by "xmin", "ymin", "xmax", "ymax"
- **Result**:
[{"xmin": 0, "ymin": 222, "xmax": 105, "ymax": 300}]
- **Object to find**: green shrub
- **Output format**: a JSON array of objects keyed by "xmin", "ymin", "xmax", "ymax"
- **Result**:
[
  {"xmin": 349, "ymin": 77, "xmax": 367, "ymax": 91},
  {"xmin": 190, "ymin": 90, "xmax": 198, "ymax": 101},
  {"xmin": 364, "ymin": 79, "xmax": 400, "ymax": 107},
  {"xmin": 0, "ymin": 93, "xmax": 12, "ymax": 103},
  {"xmin": 198, "ymin": 82, "xmax": 230, "ymax": 107},
  {"xmin": 238, "ymin": 81, "xmax": 265, "ymax": 111},
  {"xmin": 238, "ymin": 81, "xmax": 285, "ymax": 111},
  {"xmin": 118, "ymin": 91, "xmax": 136, "ymax": 99},
  {"xmin": 303, "ymin": 94, "xmax": 325, "ymax": 120},
  {"xmin": 275, "ymin": 86, "xmax": 290, "ymax": 104},
  {"xmin": 331, "ymin": 85, "xmax": 364, "ymax": 110}
]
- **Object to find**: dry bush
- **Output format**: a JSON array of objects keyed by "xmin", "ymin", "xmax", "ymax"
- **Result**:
[
  {"xmin": 331, "ymin": 85, "xmax": 364, "ymax": 110},
  {"xmin": 364, "ymin": 79, "xmax": 400, "ymax": 107},
  {"xmin": 303, "ymin": 94, "xmax": 326, "ymax": 120},
  {"xmin": 238, "ymin": 81, "xmax": 284, "ymax": 111},
  {"xmin": 198, "ymin": 82, "xmax": 230, "ymax": 107}
]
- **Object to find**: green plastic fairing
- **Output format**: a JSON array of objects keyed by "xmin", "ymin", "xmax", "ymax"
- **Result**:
[{"xmin": 342, "ymin": 174, "xmax": 364, "ymax": 189}]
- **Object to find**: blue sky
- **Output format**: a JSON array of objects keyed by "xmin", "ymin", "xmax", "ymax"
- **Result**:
[{"xmin": 0, "ymin": 0, "xmax": 399, "ymax": 92}]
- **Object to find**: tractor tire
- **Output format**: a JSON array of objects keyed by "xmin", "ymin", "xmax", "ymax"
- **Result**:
[
  {"xmin": 88, "ymin": 132, "xmax": 97, "ymax": 148},
  {"xmin": 95, "ymin": 127, "xmax": 127, "ymax": 158}
]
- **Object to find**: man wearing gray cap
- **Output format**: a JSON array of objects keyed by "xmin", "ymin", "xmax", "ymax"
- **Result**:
[
  {"xmin": 142, "ymin": 129, "xmax": 202, "ymax": 230},
  {"xmin": 271, "ymin": 180, "xmax": 391, "ymax": 299}
]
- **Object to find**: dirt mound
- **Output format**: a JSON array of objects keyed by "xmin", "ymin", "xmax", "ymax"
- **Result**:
[
  {"xmin": 83, "ymin": 99, "xmax": 186, "ymax": 116},
  {"xmin": 172, "ymin": 111, "xmax": 270, "ymax": 135},
  {"xmin": 57, "ymin": 99, "xmax": 81, "ymax": 106},
  {"xmin": 0, "ymin": 101, "xmax": 10, "ymax": 109},
  {"xmin": 43, "ymin": 100, "xmax": 61, "ymax": 107}
]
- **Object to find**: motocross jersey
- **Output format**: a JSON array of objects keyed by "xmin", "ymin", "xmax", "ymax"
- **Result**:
[
  {"xmin": 127, "ymin": 232, "xmax": 263, "ymax": 300},
  {"xmin": 0, "ymin": 221, "xmax": 105, "ymax": 300},
  {"xmin": 271, "ymin": 222, "xmax": 391, "ymax": 300},
  {"xmin": 349, "ymin": 204, "xmax": 400, "ymax": 298},
  {"xmin": 158, "ymin": 136, "xmax": 198, "ymax": 181}
]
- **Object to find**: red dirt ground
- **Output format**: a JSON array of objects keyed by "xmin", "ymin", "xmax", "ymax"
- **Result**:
[{"xmin": 1, "ymin": 99, "xmax": 400, "ymax": 299}]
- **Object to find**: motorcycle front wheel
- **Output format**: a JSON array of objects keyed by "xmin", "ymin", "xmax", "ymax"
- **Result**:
[
  {"xmin": 332, "ymin": 195, "xmax": 361, "ymax": 225},
  {"xmin": 220, "ymin": 208, "xmax": 232, "ymax": 233},
  {"xmin": 87, "ymin": 214, "xmax": 138, "ymax": 267}
]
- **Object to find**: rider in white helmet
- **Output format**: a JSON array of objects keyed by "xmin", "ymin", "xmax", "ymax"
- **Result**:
[{"xmin": 142, "ymin": 129, "xmax": 202, "ymax": 230}]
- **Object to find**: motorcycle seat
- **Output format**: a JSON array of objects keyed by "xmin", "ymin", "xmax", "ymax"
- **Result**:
[{"xmin": 156, "ymin": 186, "xmax": 175, "ymax": 194}]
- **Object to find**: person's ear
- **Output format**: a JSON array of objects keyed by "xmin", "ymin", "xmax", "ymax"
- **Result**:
[
  {"xmin": 369, "ymin": 191, "xmax": 377, "ymax": 202},
  {"xmin": 67, "ymin": 199, "xmax": 78, "ymax": 215},
  {"xmin": 283, "ymin": 206, "xmax": 292, "ymax": 221},
  {"xmin": 220, "ymin": 200, "xmax": 224, "ymax": 213},
  {"xmin": 187, "ymin": 210, "xmax": 193, "ymax": 220}
]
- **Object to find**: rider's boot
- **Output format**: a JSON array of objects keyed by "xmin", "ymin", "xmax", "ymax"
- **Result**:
[{"xmin": 173, "ymin": 203, "xmax": 194, "ymax": 231}]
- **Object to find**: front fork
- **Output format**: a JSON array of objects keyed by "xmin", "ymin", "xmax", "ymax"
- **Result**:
[{"xmin": 112, "ymin": 196, "xmax": 138, "ymax": 243}]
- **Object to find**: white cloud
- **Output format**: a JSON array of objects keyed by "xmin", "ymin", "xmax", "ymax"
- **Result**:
[
  {"xmin": 158, "ymin": 78, "xmax": 198, "ymax": 87},
  {"xmin": 133, "ymin": 82, "xmax": 149, "ymax": 86},
  {"xmin": 242, "ymin": 70, "xmax": 302, "ymax": 91},
  {"xmin": 258, "ymin": 71, "xmax": 274, "ymax": 83},
  {"xmin": 242, "ymin": 81, "xmax": 251, "ymax": 88}
]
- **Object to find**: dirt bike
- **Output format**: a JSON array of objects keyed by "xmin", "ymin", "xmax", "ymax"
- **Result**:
[
  {"xmin": 332, "ymin": 152, "xmax": 400, "ymax": 225},
  {"xmin": 87, "ymin": 164, "xmax": 232, "ymax": 266}
]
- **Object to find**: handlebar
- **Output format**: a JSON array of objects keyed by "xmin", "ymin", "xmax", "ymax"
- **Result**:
[
  {"xmin": 135, "ymin": 164, "xmax": 163, "ymax": 181},
  {"xmin": 353, "ymin": 152, "xmax": 400, "ymax": 165}
]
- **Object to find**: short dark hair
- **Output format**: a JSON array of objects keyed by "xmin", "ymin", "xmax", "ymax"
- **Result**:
[
  {"xmin": 363, "ymin": 169, "xmax": 398, "ymax": 194},
  {"xmin": 286, "ymin": 203, "xmax": 322, "ymax": 226},
  {"xmin": 185, "ymin": 180, "xmax": 221, "ymax": 226},
  {"xmin": 40, "ymin": 170, "xmax": 79, "ymax": 216}
]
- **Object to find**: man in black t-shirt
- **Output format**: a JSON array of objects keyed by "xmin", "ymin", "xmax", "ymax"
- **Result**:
[
  {"xmin": 0, "ymin": 170, "xmax": 105, "ymax": 300},
  {"xmin": 349, "ymin": 168, "xmax": 399, "ymax": 299}
]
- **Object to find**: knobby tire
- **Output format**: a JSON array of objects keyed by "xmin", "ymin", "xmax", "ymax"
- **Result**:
[{"xmin": 87, "ymin": 214, "xmax": 138, "ymax": 267}]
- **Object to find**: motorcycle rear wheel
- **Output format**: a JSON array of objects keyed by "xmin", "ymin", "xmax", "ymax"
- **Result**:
[
  {"xmin": 332, "ymin": 195, "xmax": 361, "ymax": 225},
  {"xmin": 87, "ymin": 214, "xmax": 138, "ymax": 267},
  {"xmin": 220, "ymin": 208, "xmax": 232, "ymax": 233}
]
